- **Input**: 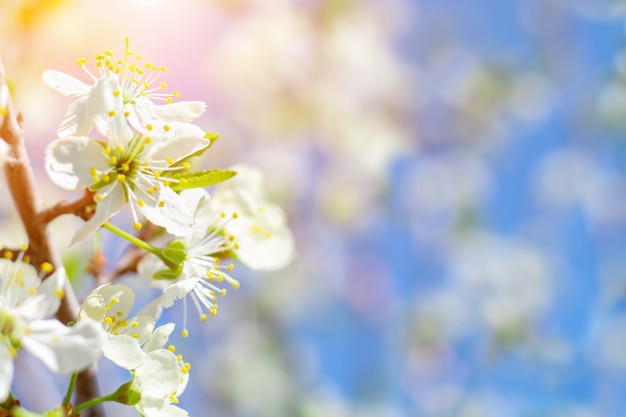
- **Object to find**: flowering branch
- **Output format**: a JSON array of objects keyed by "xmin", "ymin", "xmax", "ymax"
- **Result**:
[
  {"xmin": 0, "ymin": 56, "xmax": 104, "ymax": 417},
  {"xmin": 0, "ymin": 40, "xmax": 295, "ymax": 417}
]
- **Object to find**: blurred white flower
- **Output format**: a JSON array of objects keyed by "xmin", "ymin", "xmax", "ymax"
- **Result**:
[
  {"xmin": 450, "ymin": 233, "xmax": 552, "ymax": 338},
  {"xmin": 0, "ymin": 256, "xmax": 105, "ymax": 401},
  {"xmin": 211, "ymin": 164, "xmax": 295, "ymax": 271}
]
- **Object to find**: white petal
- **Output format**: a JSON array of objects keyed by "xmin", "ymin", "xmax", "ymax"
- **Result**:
[
  {"xmin": 160, "ymin": 279, "xmax": 199, "ymax": 308},
  {"xmin": 79, "ymin": 292, "xmax": 106, "ymax": 323},
  {"xmin": 137, "ymin": 255, "xmax": 170, "ymax": 289},
  {"xmin": 180, "ymin": 189, "xmax": 213, "ymax": 242},
  {"xmin": 23, "ymin": 318, "xmax": 105, "ymax": 374},
  {"xmin": 0, "ymin": 347, "xmax": 14, "ymax": 402},
  {"xmin": 17, "ymin": 268, "xmax": 64, "ymax": 320},
  {"xmin": 136, "ymin": 296, "xmax": 164, "ymax": 320},
  {"xmin": 232, "ymin": 204, "xmax": 295, "ymax": 271},
  {"xmin": 215, "ymin": 164, "xmax": 265, "ymax": 204},
  {"xmin": 147, "ymin": 123, "xmax": 210, "ymax": 164},
  {"xmin": 103, "ymin": 335, "xmax": 145, "ymax": 370},
  {"xmin": 140, "ymin": 403, "xmax": 189, "ymax": 417},
  {"xmin": 93, "ymin": 284, "xmax": 135, "ymax": 318},
  {"xmin": 142, "ymin": 323, "xmax": 175, "ymax": 353},
  {"xmin": 134, "ymin": 349, "xmax": 180, "ymax": 399},
  {"xmin": 58, "ymin": 97, "xmax": 92, "ymax": 137},
  {"xmin": 71, "ymin": 184, "xmax": 126, "ymax": 244},
  {"xmin": 126, "ymin": 99, "xmax": 156, "ymax": 131},
  {"xmin": 86, "ymin": 76, "xmax": 124, "ymax": 136},
  {"xmin": 45, "ymin": 137, "xmax": 108, "ymax": 191},
  {"xmin": 135, "ymin": 181, "xmax": 194, "ymax": 236},
  {"xmin": 41, "ymin": 70, "xmax": 90, "ymax": 97},
  {"xmin": 152, "ymin": 101, "xmax": 207, "ymax": 123}
]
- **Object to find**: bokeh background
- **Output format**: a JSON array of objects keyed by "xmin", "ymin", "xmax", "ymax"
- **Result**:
[{"xmin": 4, "ymin": 0, "xmax": 626, "ymax": 416}]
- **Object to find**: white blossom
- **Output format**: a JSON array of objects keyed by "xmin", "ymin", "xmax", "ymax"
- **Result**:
[
  {"xmin": 41, "ymin": 38, "xmax": 206, "ymax": 138},
  {"xmin": 45, "ymin": 123, "xmax": 212, "ymax": 243},
  {"xmin": 211, "ymin": 164, "xmax": 295, "ymax": 271},
  {"xmin": 138, "ymin": 188, "xmax": 240, "ymax": 326},
  {"xmin": 0, "ymin": 255, "xmax": 105, "ymax": 401},
  {"xmin": 79, "ymin": 284, "xmax": 155, "ymax": 369},
  {"xmin": 131, "ymin": 349, "xmax": 189, "ymax": 417}
]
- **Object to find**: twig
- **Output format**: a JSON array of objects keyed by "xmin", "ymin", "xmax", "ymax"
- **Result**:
[
  {"xmin": 40, "ymin": 189, "xmax": 96, "ymax": 224},
  {"xmin": 0, "ymin": 56, "xmax": 104, "ymax": 417}
]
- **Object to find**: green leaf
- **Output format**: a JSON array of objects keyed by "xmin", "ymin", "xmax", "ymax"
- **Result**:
[{"xmin": 170, "ymin": 169, "xmax": 237, "ymax": 191}]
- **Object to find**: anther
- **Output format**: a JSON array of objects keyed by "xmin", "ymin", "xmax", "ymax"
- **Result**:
[{"xmin": 40, "ymin": 262, "xmax": 54, "ymax": 273}]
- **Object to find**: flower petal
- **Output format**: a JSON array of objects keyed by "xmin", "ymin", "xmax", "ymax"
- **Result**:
[
  {"xmin": 133, "ymin": 349, "xmax": 180, "ymax": 399},
  {"xmin": 86, "ymin": 76, "xmax": 124, "ymax": 136},
  {"xmin": 142, "ymin": 323, "xmax": 175, "ymax": 353},
  {"xmin": 45, "ymin": 137, "xmax": 108, "ymax": 191},
  {"xmin": 23, "ymin": 318, "xmax": 105, "ymax": 374},
  {"xmin": 160, "ymin": 279, "xmax": 199, "ymax": 308},
  {"xmin": 41, "ymin": 70, "xmax": 90, "ymax": 98},
  {"xmin": 152, "ymin": 101, "xmax": 207, "ymax": 123},
  {"xmin": 135, "ymin": 180, "xmax": 194, "ymax": 236},
  {"xmin": 103, "ymin": 335, "xmax": 145, "ymax": 370},
  {"xmin": 71, "ymin": 184, "xmax": 126, "ymax": 244},
  {"xmin": 58, "ymin": 97, "xmax": 92, "ymax": 137},
  {"xmin": 0, "ymin": 347, "xmax": 14, "ymax": 402},
  {"xmin": 180, "ymin": 189, "xmax": 213, "ymax": 242},
  {"xmin": 17, "ymin": 268, "xmax": 64, "ymax": 320},
  {"xmin": 147, "ymin": 123, "xmax": 211, "ymax": 164}
]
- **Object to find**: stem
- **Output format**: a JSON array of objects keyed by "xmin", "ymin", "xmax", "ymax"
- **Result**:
[
  {"xmin": 72, "ymin": 393, "xmax": 118, "ymax": 416},
  {"xmin": 0, "ymin": 57, "xmax": 104, "ymax": 417},
  {"xmin": 102, "ymin": 222, "xmax": 160, "ymax": 256},
  {"xmin": 39, "ymin": 190, "xmax": 96, "ymax": 224},
  {"xmin": 63, "ymin": 372, "xmax": 79, "ymax": 408}
]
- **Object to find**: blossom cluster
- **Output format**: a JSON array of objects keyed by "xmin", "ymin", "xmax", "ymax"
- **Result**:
[{"xmin": 0, "ymin": 39, "xmax": 294, "ymax": 417}]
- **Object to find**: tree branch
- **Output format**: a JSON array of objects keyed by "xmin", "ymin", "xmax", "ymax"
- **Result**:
[{"xmin": 0, "ymin": 56, "xmax": 104, "ymax": 417}]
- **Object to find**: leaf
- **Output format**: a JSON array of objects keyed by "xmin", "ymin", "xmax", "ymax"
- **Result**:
[{"xmin": 170, "ymin": 169, "xmax": 237, "ymax": 191}]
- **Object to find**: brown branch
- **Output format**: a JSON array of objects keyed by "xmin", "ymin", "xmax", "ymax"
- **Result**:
[
  {"xmin": 39, "ymin": 189, "xmax": 96, "ymax": 224},
  {"xmin": 99, "ymin": 246, "xmax": 145, "ymax": 285},
  {"xmin": 0, "ymin": 58, "xmax": 104, "ymax": 417}
]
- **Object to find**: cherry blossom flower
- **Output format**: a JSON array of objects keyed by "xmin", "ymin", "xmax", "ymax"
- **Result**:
[
  {"xmin": 45, "ymin": 123, "xmax": 212, "ymax": 243},
  {"xmin": 0, "ymin": 254, "xmax": 105, "ymax": 401},
  {"xmin": 41, "ymin": 38, "xmax": 206, "ymax": 138},
  {"xmin": 138, "ymin": 188, "xmax": 240, "ymax": 327},
  {"xmin": 79, "ymin": 284, "xmax": 156, "ymax": 369},
  {"xmin": 130, "ymin": 348, "xmax": 189, "ymax": 417},
  {"xmin": 211, "ymin": 164, "xmax": 295, "ymax": 271},
  {"xmin": 80, "ymin": 284, "xmax": 189, "ymax": 416}
]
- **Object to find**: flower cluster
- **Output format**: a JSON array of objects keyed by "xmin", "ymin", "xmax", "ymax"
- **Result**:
[
  {"xmin": 0, "ymin": 39, "xmax": 294, "ymax": 416},
  {"xmin": 0, "ymin": 250, "xmax": 105, "ymax": 402}
]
